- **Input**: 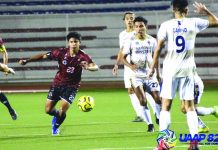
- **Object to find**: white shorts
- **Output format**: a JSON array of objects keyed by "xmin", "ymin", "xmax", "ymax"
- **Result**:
[
  {"xmin": 130, "ymin": 77, "xmax": 160, "ymax": 93},
  {"xmin": 124, "ymin": 65, "xmax": 135, "ymax": 88},
  {"xmin": 194, "ymin": 75, "xmax": 204, "ymax": 104},
  {"xmin": 160, "ymin": 76, "xmax": 194, "ymax": 100}
]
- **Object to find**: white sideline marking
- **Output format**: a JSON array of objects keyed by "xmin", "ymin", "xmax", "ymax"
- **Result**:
[
  {"xmin": 0, "ymin": 120, "xmax": 217, "ymax": 126},
  {"xmin": 0, "ymin": 121, "xmax": 218, "ymax": 128},
  {"xmin": 2, "ymin": 90, "xmax": 48, "ymax": 93},
  {"xmin": 6, "ymin": 133, "xmax": 48, "ymax": 137},
  {"xmin": 0, "ymin": 124, "xmax": 13, "ymax": 126}
]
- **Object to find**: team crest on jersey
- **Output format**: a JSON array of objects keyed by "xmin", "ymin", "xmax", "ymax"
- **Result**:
[
  {"xmin": 62, "ymin": 60, "xmax": 67, "ymax": 65},
  {"xmin": 178, "ymin": 21, "xmax": 181, "ymax": 26}
]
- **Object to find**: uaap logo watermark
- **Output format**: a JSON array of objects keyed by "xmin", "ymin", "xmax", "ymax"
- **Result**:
[
  {"xmin": 156, "ymin": 129, "xmax": 218, "ymax": 149},
  {"xmin": 156, "ymin": 129, "xmax": 177, "ymax": 149},
  {"xmin": 179, "ymin": 133, "xmax": 218, "ymax": 145}
]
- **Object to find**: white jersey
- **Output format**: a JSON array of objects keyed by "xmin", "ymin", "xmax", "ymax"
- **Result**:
[
  {"xmin": 119, "ymin": 30, "xmax": 136, "ymax": 49},
  {"xmin": 158, "ymin": 18, "xmax": 209, "ymax": 77},
  {"xmin": 119, "ymin": 30, "xmax": 136, "ymax": 88},
  {"xmin": 123, "ymin": 34, "xmax": 157, "ymax": 77}
]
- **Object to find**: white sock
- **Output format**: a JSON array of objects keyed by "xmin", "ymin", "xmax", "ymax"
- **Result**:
[
  {"xmin": 187, "ymin": 111, "xmax": 198, "ymax": 138},
  {"xmin": 129, "ymin": 94, "xmax": 141, "ymax": 117},
  {"xmin": 155, "ymin": 104, "xmax": 161, "ymax": 119},
  {"xmin": 196, "ymin": 107, "xmax": 215, "ymax": 116},
  {"xmin": 159, "ymin": 110, "xmax": 171, "ymax": 131},
  {"xmin": 140, "ymin": 107, "xmax": 153, "ymax": 125},
  {"xmin": 146, "ymin": 93, "xmax": 156, "ymax": 114}
]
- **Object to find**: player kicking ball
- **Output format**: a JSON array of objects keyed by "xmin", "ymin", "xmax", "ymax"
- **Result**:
[{"xmin": 19, "ymin": 32, "xmax": 98, "ymax": 135}]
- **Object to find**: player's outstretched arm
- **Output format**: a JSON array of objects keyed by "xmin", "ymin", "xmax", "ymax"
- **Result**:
[
  {"xmin": 2, "ymin": 50, "xmax": 8, "ymax": 65},
  {"xmin": 87, "ymin": 63, "xmax": 98, "ymax": 71},
  {"xmin": 19, "ymin": 53, "xmax": 48, "ymax": 65},
  {"xmin": 0, "ymin": 63, "xmax": 15, "ymax": 75},
  {"xmin": 80, "ymin": 61, "xmax": 98, "ymax": 71},
  {"xmin": 193, "ymin": 1, "xmax": 218, "ymax": 27}
]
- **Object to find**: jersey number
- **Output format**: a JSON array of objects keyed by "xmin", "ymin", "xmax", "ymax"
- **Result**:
[
  {"xmin": 175, "ymin": 36, "xmax": 185, "ymax": 53},
  {"xmin": 67, "ymin": 67, "xmax": 75, "ymax": 73}
]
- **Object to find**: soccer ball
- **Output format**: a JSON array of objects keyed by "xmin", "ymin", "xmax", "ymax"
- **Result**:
[
  {"xmin": 156, "ymin": 129, "xmax": 177, "ymax": 149},
  {"xmin": 77, "ymin": 96, "xmax": 94, "ymax": 112}
]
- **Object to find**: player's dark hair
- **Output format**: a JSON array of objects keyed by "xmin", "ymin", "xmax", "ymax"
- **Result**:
[
  {"xmin": 133, "ymin": 16, "xmax": 148, "ymax": 26},
  {"xmin": 67, "ymin": 32, "xmax": 81, "ymax": 42},
  {"xmin": 123, "ymin": 11, "xmax": 134, "ymax": 20},
  {"xmin": 171, "ymin": 0, "xmax": 188, "ymax": 13}
]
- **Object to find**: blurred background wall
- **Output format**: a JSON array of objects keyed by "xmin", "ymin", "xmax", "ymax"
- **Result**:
[{"xmin": 0, "ymin": 0, "xmax": 217, "ymax": 91}]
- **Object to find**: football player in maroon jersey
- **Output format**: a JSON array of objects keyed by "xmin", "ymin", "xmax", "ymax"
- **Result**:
[{"xmin": 19, "ymin": 32, "xmax": 98, "ymax": 135}]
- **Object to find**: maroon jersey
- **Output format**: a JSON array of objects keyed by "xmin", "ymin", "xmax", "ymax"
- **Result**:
[{"xmin": 47, "ymin": 48, "xmax": 93, "ymax": 89}]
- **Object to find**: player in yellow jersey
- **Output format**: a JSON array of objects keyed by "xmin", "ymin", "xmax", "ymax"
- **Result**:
[{"xmin": 0, "ymin": 38, "xmax": 17, "ymax": 120}]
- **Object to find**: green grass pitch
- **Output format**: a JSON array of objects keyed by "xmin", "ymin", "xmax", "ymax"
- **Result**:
[{"xmin": 0, "ymin": 86, "xmax": 217, "ymax": 150}]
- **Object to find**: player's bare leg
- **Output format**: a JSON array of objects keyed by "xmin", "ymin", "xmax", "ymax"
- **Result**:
[
  {"xmin": 45, "ymin": 99, "xmax": 60, "ymax": 135},
  {"xmin": 150, "ymin": 91, "xmax": 162, "ymax": 124},
  {"xmin": 134, "ymin": 85, "xmax": 154, "ymax": 132},
  {"xmin": 45, "ymin": 99, "xmax": 59, "ymax": 117},
  {"xmin": 55, "ymin": 100, "xmax": 70, "ymax": 130},
  {"xmin": 128, "ymin": 88, "xmax": 143, "ymax": 122},
  {"xmin": 0, "ymin": 92, "xmax": 17, "ymax": 120}
]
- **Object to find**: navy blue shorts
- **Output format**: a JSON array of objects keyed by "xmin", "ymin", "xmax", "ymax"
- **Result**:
[{"xmin": 47, "ymin": 86, "xmax": 78, "ymax": 104}]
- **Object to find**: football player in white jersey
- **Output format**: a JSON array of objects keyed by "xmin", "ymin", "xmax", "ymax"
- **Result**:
[
  {"xmin": 112, "ymin": 12, "xmax": 159, "ymax": 124},
  {"xmin": 149, "ymin": 0, "xmax": 218, "ymax": 149},
  {"xmin": 112, "ymin": 12, "xmax": 143, "ymax": 122},
  {"xmin": 181, "ymin": 73, "xmax": 218, "ymax": 133},
  {"xmin": 122, "ymin": 16, "xmax": 162, "ymax": 132}
]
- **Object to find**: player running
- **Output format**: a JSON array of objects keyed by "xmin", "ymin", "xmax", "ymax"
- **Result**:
[
  {"xmin": 19, "ymin": 32, "xmax": 98, "ymax": 135},
  {"xmin": 149, "ymin": 0, "xmax": 218, "ymax": 149},
  {"xmin": 122, "ymin": 16, "xmax": 162, "ymax": 132},
  {"xmin": 0, "ymin": 38, "xmax": 17, "ymax": 120}
]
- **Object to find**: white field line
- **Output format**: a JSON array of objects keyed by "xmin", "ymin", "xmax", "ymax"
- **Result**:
[
  {"xmin": 3, "ymin": 133, "xmax": 48, "ymax": 137},
  {"xmin": 2, "ymin": 90, "xmax": 48, "ymax": 93},
  {"xmin": 1, "ymin": 120, "xmax": 218, "ymax": 127}
]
